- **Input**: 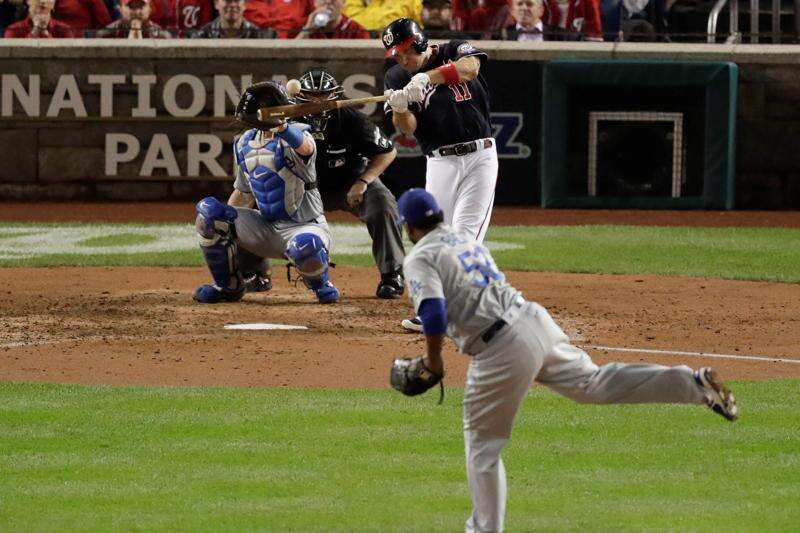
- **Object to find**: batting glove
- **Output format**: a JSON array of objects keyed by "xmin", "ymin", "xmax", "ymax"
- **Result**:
[
  {"xmin": 387, "ymin": 89, "xmax": 409, "ymax": 113},
  {"xmin": 405, "ymin": 72, "xmax": 430, "ymax": 103}
]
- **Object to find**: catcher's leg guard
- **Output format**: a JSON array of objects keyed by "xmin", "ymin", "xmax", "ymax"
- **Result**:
[
  {"xmin": 194, "ymin": 197, "xmax": 244, "ymax": 303},
  {"xmin": 285, "ymin": 233, "xmax": 339, "ymax": 304}
]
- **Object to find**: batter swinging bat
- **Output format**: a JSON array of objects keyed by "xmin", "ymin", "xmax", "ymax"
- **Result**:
[{"xmin": 257, "ymin": 94, "xmax": 389, "ymax": 122}]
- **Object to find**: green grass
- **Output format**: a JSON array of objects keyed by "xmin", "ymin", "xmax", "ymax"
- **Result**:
[
  {"xmin": 488, "ymin": 225, "xmax": 800, "ymax": 283},
  {"xmin": 76, "ymin": 233, "xmax": 158, "ymax": 248},
  {"xmin": 1, "ymin": 381, "xmax": 799, "ymax": 531},
  {"xmin": 1, "ymin": 222, "xmax": 799, "ymax": 282}
]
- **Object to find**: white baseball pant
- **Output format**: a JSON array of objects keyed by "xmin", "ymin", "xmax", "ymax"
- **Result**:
[
  {"xmin": 426, "ymin": 139, "xmax": 498, "ymax": 243},
  {"xmin": 463, "ymin": 302, "xmax": 708, "ymax": 533}
]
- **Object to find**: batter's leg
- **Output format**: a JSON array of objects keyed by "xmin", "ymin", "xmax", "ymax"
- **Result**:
[
  {"xmin": 452, "ymin": 147, "xmax": 498, "ymax": 243},
  {"xmin": 463, "ymin": 330, "xmax": 542, "ymax": 533},
  {"xmin": 529, "ymin": 302, "xmax": 708, "ymax": 405},
  {"xmin": 425, "ymin": 156, "xmax": 460, "ymax": 226}
]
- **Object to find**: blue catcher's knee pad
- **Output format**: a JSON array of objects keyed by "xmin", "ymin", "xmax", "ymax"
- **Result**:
[
  {"xmin": 286, "ymin": 233, "xmax": 339, "ymax": 303},
  {"xmin": 195, "ymin": 197, "xmax": 243, "ymax": 295},
  {"xmin": 195, "ymin": 196, "xmax": 238, "ymax": 239},
  {"xmin": 286, "ymin": 233, "xmax": 329, "ymax": 279}
]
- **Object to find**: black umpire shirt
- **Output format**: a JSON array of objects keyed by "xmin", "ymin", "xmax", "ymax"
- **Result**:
[
  {"xmin": 383, "ymin": 40, "xmax": 492, "ymax": 156},
  {"xmin": 311, "ymin": 107, "xmax": 394, "ymax": 194}
]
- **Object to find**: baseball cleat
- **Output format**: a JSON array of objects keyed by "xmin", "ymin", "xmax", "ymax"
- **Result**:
[
  {"xmin": 694, "ymin": 367, "xmax": 738, "ymax": 421},
  {"xmin": 376, "ymin": 272, "xmax": 404, "ymax": 299},
  {"xmin": 312, "ymin": 280, "xmax": 340, "ymax": 304},
  {"xmin": 401, "ymin": 316, "xmax": 424, "ymax": 333},
  {"xmin": 244, "ymin": 273, "xmax": 272, "ymax": 293},
  {"xmin": 193, "ymin": 284, "xmax": 245, "ymax": 304}
]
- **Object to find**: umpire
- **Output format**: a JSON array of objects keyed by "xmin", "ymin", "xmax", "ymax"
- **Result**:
[{"xmin": 291, "ymin": 67, "xmax": 406, "ymax": 298}]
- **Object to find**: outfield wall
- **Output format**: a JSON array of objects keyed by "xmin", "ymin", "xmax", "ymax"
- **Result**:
[{"xmin": 0, "ymin": 40, "xmax": 798, "ymax": 208}]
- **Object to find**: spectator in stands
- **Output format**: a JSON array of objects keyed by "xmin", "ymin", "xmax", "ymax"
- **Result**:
[
  {"xmin": 1, "ymin": 0, "xmax": 28, "ymax": 35},
  {"xmin": 344, "ymin": 0, "xmax": 421, "ymax": 31},
  {"xmin": 543, "ymin": 0, "xmax": 604, "ymax": 40},
  {"xmin": 95, "ymin": 0, "xmax": 171, "ymax": 37},
  {"xmin": 53, "ymin": 0, "xmax": 110, "ymax": 36},
  {"xmin": 420, "ymin": 0, "xmax": 456, "ymax": 38},
  {"xmin": 103, "ymin": 0, "xmax": 119, "ymax": 20},
  {"xmin": 5, "ymin": 0, "xmax": 76, "ymax": 37},
  {"xmin": 452, "ymin": 0, "xmax": 512, "ymax": 39},
  {"xmin": 149, "ymin": 0, "xmax": 213, "ymax": 36},
  {"xmin": 192, "ymin": 0, "xmax": 271, "ymax": 37},
  {"xmin": 506, "ymin": 0, "xmax": 547, "ymax": 40},
  {"xmin": 296, "ymin": 0, "xmax": 368, "ymax": 38},
  {"xmin": 244, "ymin": 0, "xmax": 312, "ymax": 38},
  {"xmin": 618, "ymin": 0, "xmax": 666, "ymax": 41}
]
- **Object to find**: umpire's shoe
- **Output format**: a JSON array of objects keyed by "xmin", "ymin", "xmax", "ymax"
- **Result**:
[
  {"xmin": 694, "ymin": 367, "xmax": 738, "ymax": 421},
  {"xmin": 193, "ymin": 284, "xmax": 245, "ymax": 304},
  {"xmin": 376, "ymin": 271, "xmax": 404, "ymax": 299}
]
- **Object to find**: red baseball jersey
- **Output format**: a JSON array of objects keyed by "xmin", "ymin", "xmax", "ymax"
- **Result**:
[
  {"xmin": 4, "ymin": 17, "xmax": 77, "ymax": 37},
  {"xmin": 243, "ymin": 0, "xmax": 313, "ymax": 38},
  {"xmin": 149, "ymin": 0, "xmax": 214, "ymax": 31},
  {"xmin": 53, "ymin": 0, "xmax": 111, "ymax": 32},
  {"xmin": 543, "ymin": 0, "xmax": 603, "ymax": 40}
]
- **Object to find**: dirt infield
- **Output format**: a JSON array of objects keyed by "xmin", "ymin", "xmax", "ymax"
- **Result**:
[
  {"xmin": 1, "ymin": 204, "xmax": 799, "ymax": 389},
  {"xmin": 2, "ymin": 266, "xmax": 798, "ymax": 388}
]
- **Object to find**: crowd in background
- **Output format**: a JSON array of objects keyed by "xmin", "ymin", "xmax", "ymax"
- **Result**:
[{"xmin": 0, "ymin": 0, "xmax": 707, "ymax": 42}]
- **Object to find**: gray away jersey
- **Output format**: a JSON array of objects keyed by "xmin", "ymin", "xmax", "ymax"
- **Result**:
[
  {"xmin": 403, "ymin": 225, "xmax": 523, "ymax": 354},
  {"xmin": 233, "ymin": 127, "xmax": 324, "ymax": 224}
]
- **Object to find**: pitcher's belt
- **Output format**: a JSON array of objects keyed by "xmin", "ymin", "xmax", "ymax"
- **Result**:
[{"xmin": 480, "ymin": 297, "xmax": 527, "ymax": 344}]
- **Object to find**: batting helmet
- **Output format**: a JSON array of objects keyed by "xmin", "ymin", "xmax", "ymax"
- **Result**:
[
  {"xmin": 293, "ymin": 67, "xmax": 345, "ymax": 132},
  {"xmin": 382, "ymin": 18, "xmax": 428, "ymax": 57},
  {"xmin": 235, "ymin": 81, "xmax": 290, "ymax": 130}
]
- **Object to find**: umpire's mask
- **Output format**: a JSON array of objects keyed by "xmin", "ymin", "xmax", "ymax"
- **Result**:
[{"xmin": 294, "ymin": 67, "xmax": 344, "ymax": 132}]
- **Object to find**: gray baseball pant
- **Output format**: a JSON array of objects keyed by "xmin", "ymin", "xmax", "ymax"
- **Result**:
[
  {"xmin": 463, "ymin": 302, "xmax": 708, "ymax": 533},
  {"xmin": 322, "ymin": 178, "xmax": 405, "ymax": 275}
]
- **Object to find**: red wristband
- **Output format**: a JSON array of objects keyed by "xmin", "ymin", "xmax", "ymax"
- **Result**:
[{"xmin": 437, "ymin": 62, "xmax": 460, "ymax": 86}]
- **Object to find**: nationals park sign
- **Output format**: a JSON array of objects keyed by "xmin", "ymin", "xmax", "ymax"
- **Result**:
[
  {"xmin": 0, "ymin": 72, "xmax": 381, "ymax": 178},
  {"xmin": 1, "ymin": 71, "xmax": 531, "ymax": 177}
]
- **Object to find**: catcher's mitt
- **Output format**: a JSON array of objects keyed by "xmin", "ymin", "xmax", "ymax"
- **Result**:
[{"xmin": 390, "ymin": 357, "xmax": 444, "ymax": 404}]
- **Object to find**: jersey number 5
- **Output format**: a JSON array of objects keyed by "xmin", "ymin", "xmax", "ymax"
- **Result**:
[
  {"xmin": 458, "ymin": 246, "xmax": 502, "ymax": 288},
  {"xmin": 448, "ymin": 83, "xmax": 472, "ymax": 102}
]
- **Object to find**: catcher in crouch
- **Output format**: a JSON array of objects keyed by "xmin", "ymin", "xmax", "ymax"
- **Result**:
[
  {"xmin": 193, "ymin": 80, "xmax": 340, "ymax": 305},
  {"xmin": 390, "ymin": 188, "xmax": 738, "ymax": 533},
  {"xmin": 255, "ymin": 67, "xmax": 406, "ymax": 299}
]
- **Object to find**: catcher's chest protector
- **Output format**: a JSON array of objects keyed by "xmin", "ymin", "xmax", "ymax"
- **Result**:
[{"xmin": 235, "ymin": 129, "xmax": 317, "ymax": 222}]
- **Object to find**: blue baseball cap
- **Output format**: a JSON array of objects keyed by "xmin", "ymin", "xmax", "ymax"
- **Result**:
[{"xmin": 397, "ymin": 188, "xmax": 442, "ymax": 226}]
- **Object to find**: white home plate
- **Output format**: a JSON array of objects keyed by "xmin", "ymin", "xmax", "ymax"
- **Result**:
[{"xmin": 224, "ymin": 323, "xmax": 308, "ymax": 331}]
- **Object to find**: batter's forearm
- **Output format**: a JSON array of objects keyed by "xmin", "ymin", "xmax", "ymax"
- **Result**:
[
  {"xmin": 392, "ymin": 112, "xmax": 417, "ymax": 136},
  {"xmin": 426, "ymin": 56, "xmax": 481, "ymax": 84},
  {"xmin": 361, "ymin": 149, "xmax": 396, "ymax": 182}
]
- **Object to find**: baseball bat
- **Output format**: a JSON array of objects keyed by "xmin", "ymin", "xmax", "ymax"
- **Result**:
[{"xmin": 257, "ymin": 94, "xmax": 389, "ymax": 122}]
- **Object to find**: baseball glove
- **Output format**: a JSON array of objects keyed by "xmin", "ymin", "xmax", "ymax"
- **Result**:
[{"xmin": 390, "ymin": 356, "xmax": 445, "ymax": 404}]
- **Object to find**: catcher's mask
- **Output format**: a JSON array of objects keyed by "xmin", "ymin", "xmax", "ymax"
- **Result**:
[
  {"xmin": 235, "ymin": 80, "xmax": 290, "ymax": 130},
  {"xmin": 294, "ymin": 67, "xmax": 344, "ymax": 132}
]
